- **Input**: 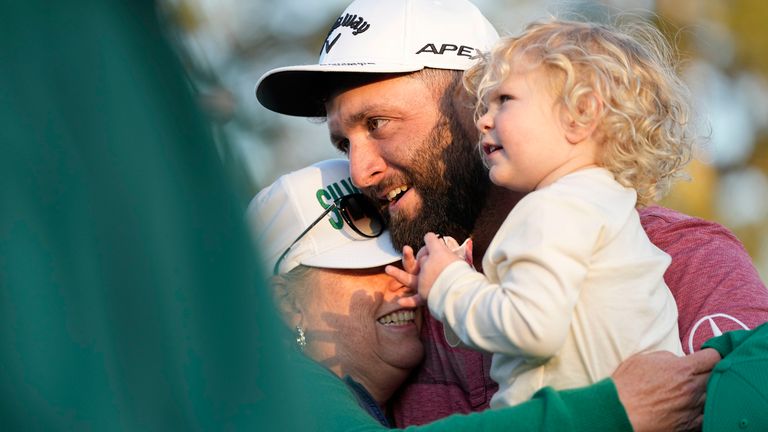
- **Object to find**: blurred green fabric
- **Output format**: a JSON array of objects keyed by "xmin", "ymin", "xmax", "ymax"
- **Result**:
[{"xmin": 0, "ymin": 1, "xmax": 313, "ymax": 430}]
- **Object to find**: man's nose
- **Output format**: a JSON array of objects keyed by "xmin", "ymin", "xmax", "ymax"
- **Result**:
[{"xmin": 348, "ymin": 138, "xmax": 386, "ymax": 189}]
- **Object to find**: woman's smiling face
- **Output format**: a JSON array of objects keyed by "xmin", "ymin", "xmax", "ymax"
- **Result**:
[{"xmin": 297, "ymin": 266, "xmax": 424, "ymax": 400}]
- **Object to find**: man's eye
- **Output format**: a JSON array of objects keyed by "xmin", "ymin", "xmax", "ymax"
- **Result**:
[
  {"xmin": 335, "ymin": 138, "xmax": 350, "ymax": 154},
  {"xmin": 367, "ymin": 118, "xmax": 389, "ymax": 131}
]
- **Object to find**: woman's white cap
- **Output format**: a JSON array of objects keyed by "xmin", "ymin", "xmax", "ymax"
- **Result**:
[
  {"xmin": 255, "ymin": 0, "xmax": 499, "ymax": 117},
  {"xmin": 247, "ymin": 159, "xmax": 401, "ymax": 275}
]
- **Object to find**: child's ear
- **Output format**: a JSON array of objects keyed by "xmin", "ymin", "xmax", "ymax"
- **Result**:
[{"xmin": 563, "ymin": 92, "xmax": 602, "ymax": 144}]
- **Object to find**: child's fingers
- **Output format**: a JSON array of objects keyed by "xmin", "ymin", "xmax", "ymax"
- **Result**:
[
  {"xmin": 415, "ymin": 244, "xmax": 430, "ymax": 261},
  {"xmin": 424, "ymin": 232, "xmax": 452, "ymax": 255},
  {"xmin": 385, "ymin": 264, "xmax": 417, "ymax": 289},
  {"xmin": 402, "ymin": 245, "xmax": 419, "ymax": 274},
  {"xmin": 441, "ymin": 235, "xmax": 460, "ymax": 250},
  {"xmin": 423, "ymin": 232, "xmax": 441, "ymax": 247},
  {"xmin": 396, "ymin": 294, "xmax": 425, "ymax": 308}
]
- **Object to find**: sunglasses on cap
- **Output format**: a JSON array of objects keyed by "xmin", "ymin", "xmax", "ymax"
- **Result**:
[{"xmin": 273, "ymin": 192, "xmax": 385, "ymax": 275}]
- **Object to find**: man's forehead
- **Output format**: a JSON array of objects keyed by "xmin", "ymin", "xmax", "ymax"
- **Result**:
[
  {"xmin": 327, "ymin": 75, "xmax": 432, "ymax": 113},
  {"xmin": 322, "ymin": 71, "xmax": 410, "ymax": 105}
]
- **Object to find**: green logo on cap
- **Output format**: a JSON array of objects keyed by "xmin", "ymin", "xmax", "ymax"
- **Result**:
[{"xmin": 316, "ymin": 177, "xmax": 359, "ymax": 230}]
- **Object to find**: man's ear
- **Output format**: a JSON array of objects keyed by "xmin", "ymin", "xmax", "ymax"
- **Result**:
[{"xmin": 563, "ymin": 93, "xmax": 602, "ymax": 144}]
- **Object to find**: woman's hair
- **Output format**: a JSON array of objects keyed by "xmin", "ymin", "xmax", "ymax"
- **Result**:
[
  {"xmin": 270, "ymin": 265, "xmax": 316, "ymax": 321},
  {"xmin": 464, "ymin": 18, "xmax": 694, "ymax": 206}
]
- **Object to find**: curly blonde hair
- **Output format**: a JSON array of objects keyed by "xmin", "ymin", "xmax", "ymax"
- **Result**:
[{"xmin": 464, "ymin": 18, "xmax": 693, "ymax": 206}]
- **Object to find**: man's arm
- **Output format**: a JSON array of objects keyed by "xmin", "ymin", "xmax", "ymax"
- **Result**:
[{"xmin": 641, "ymin": 205, "xmax": 768, "ymax": 353}]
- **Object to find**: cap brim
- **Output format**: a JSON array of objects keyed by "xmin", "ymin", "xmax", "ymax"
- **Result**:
[
  {"xmin": 255, "ymin": 63, "xmax": 423, "ymax": 117},
  {"xmin": 301, "ymin": 231, "xmax": 401, "ymax": 270}
]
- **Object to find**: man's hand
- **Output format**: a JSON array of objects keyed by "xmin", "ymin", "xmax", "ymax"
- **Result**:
[{"xmin": 613, "ymin": 348, "xmax": 721, "ymax": 432}]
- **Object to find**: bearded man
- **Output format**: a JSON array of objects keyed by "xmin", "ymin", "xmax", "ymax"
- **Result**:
[{"xmin": 255, "ymin": 0, "xmax": 768, "ymax": 428}]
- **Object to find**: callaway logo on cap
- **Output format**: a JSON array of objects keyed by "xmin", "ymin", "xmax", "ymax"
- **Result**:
[
  {"xmin": 255, "ymin": 0, "xmax": 499, "ymax": 117},
  {"xmin": 321, "ymin": 13, "xmax": 371, "ymax": 54}
]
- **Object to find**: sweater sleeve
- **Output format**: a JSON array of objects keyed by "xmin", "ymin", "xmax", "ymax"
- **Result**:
[{"xmin": 428, "ymin": 194, "xmax": 603, "ymax": 357}]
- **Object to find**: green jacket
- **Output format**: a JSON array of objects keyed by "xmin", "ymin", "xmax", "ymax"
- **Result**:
[
  {"xmin": 296, "ymin": 354, "xmax": 631, "ymax": 431},
  {"xmin": 701, "ymin": 322, "xmax": 768, "ymax": 432}
]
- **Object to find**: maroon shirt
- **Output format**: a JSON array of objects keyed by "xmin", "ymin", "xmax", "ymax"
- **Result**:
[{"xmin": 391, "ymin": 205, "xmax": 768, "ymax": 426}]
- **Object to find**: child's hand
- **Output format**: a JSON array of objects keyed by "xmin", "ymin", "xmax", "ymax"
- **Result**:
[
  {"xmin": 440, "ymin": 236, "xmax": 474, "ymax": 268},
  {"xmin": 417, "ymin": 232, "xmax": 463, "ymax": 299},
  {"xmin": 386, "ymin": 245, "xmax": 424, "ymax": 308}
]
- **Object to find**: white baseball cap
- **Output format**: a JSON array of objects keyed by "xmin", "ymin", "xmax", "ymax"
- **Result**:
[
  {"xmin": 255, "ymin": 0, "xmax": 499, "ymax": 117},
  {"xmin": 247, "ymin": 159, "xmax": 401, "ymax": 275}
]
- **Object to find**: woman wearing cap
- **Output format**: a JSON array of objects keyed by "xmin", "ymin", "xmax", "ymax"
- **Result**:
[
  {"xmin": 248, "ymin": 158, "xmax": 424, "ymax": 426},
  {"xmin": 248, "ymin": 158, "xmax": 716, "ymax": 431}
]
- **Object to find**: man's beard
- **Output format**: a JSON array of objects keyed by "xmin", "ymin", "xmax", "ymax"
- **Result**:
[{"xmin": 386, "ymin": 112, "xmax": 490, "ymax": 250}]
